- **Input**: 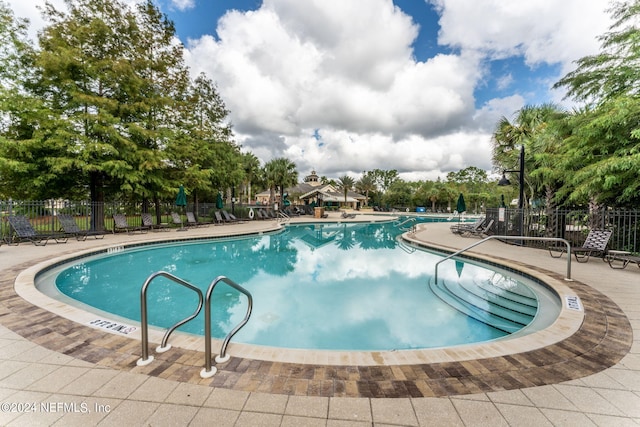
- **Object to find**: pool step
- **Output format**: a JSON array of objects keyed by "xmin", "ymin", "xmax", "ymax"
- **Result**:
[
  {"xmin": 460, "ymin": 279, "xmax": 537, "ymax": 317},
  {"xmin": 473, "ymin": 275, "xmax": 538, "ymax": 307},
  {"xmin": 444, "ymin": 279, "xmax": 534, "ymax": 326},
  {"xmin": 430, "ymin": 278, "xmax": 536, "ymax": 334}
]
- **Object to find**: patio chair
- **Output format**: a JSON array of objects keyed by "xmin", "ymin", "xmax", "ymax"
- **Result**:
[
  {"xmin": 450, "ymin": 217, "xmax": 486, "ymax": 236},
  {"xmin": 549, "ymin": 229, "xmax": 612, "ymax": 263},
  {"xmin": 112, "ymin": 213, "xmax": 148, "ymax": 234},
  {"xmin": 186, "ymin": 211, "xmax": 207, "ymax": 227},
  {"xmin": 141, "ymin": 212, "xmax": 170, "ymax": 232},
  {"xmin": 259, "ymin": 209, "xmax": 274, "ymax": 220},
  {"xmin": 6, "ymin": 215, "xmax": 68, "ymax": 246},
  {"xmin": 170, "ymin": 212, "xmax": 190, "ymax": 231},
  {"xmin": 58, "ymin": 214, "xmax": 105, "ymax": 240},
  {"xmin": 214, "ymin": 211, "xmax": 225, "ymax": 224},
  {"xmin": 220, "ymin": 210, "xmax": 240, "ymax": 223},
  {"xmin": 341, "ymin": 211, "xmax": 356, "ymax": 219},
  {"xmin": 606, "ymin": 253, "xmax": 640, "ymax": 270},
  {"xmin": 467, "ymin": 219, "xmax": 494, "ymax": 237}
]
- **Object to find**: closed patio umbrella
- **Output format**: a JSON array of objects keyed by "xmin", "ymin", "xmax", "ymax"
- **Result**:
[
  {"xmin": 216, "ymin": 192, "xmax": 224, "ymax": 209},
  {"xmin": 176, "ymin": 185, "xmax": 187, "ymax": 207},
  {"xmin": 456, "ymin": 193, "xmax": 466, "ymax": 221},
  {"xmin": 175, "ymin": 185, "xmax": 187, "ymax": 231}
]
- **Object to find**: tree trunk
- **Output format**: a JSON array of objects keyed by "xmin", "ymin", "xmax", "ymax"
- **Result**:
[{"xmin": 89, "ymin": 171, "xmax": 105, "ymax": 231}]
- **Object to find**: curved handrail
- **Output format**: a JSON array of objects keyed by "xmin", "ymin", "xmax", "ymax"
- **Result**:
[
  {"xmin": 137, "ymin": 271, "xmax": 204, "ymax": 366},
  {"xmin": 201, "ymin": 275, "xmax": 253, "ymax": 378},
  {"xmin": 396, "ymin": 237, "xmax": 416, "ymax": 254},
  {"xmin": 433, "ymin": 235, "xmax": 572, "ymax": 283},
  {"xmin": 395, "ymin": 217, "xmax": 416, "ymax": 227},
  {"xmin": 277, "ymin": 211, "xmax": 290, "ymax": 224}
]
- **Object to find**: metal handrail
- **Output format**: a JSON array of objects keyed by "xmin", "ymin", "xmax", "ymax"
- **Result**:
[
  {"xmin": 395, "ymin": 217, "xmax": 416, "ymax": 227},
  {"xmin": 277, "ymin": 211, "xmax": 290, "ymax": 224},
  {"xmin": 137, "ymin": 271, "xmax": 204, "ymax": 366},
  {"xmin": 433, "ymin": 235, "xmax": 572, "ymax": 283},
  {"xmin": 396, "ymin": 237, "xmax": 416, "ymax": 254},
  {"xmin": 201, "ymin": 275, "xmax": 253, "ymax": 378}
]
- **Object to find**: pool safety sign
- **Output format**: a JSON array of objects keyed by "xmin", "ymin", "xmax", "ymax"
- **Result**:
[
  {"xmin": 88, "ymin": 319, "xmax": 137, "ymax": 335},
  {"xmin": 564, "ymin": 295, "xmax": 583, "ymax": 311}
]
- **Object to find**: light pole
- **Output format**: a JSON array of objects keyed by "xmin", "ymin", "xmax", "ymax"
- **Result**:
[{"xmin": 498, "ymin": 145, "xmax": 525, "ymax": 237}]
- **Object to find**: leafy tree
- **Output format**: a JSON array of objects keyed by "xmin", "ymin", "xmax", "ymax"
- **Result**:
[
  {"xmin": 557, "ymin": 98, "xmax": 640, "ymax": 207},
  {"xmin": 169, "ymin": 72, "xmax": 238, "ymax": 210},
  {"xmin": 554, "ymin": 0, "xmax": 640, "ymax": 104},
  {"xmin": 0, "ymin": 2, "xmax": 57, "ymax": 199},
  {"xmin": 383, "ymin": 179, "xmax": 412, "ymax": 209},
  {"xmin": 553, "ymin": 0, "xmax": 640, "ymax": 208},
  {"xmin": 369, "ymin": 169, "xmax": 399, "ymax": 194}
]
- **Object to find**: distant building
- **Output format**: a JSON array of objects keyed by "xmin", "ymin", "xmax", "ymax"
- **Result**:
[{"xmin": 255, "ymin": 170, "xmax": 366, "ymax": 209}]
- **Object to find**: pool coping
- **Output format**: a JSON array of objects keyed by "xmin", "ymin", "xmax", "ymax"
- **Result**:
[{"xmin": 1, "ymin": 222, "xmax": 633, "ymax": 398}]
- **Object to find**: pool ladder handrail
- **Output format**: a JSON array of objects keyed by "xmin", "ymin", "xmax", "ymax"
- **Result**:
[
  {"xmin": 433, "ymin": 235, "xmax": 573, "ymax": 283},
  {"xmin": 137, "ymin": 271, "xmax": 204, "ymax": 366},
  {"xmin": 276, "ymin": 210, "xmax": 290, "ymax": 224},
  {"xmin": 396, "ymin": 237, "xmax": 416, "ymax": 253},
  {"xmin": 201, "ymin": 275, "xmax": 253, "ymax": 378},
  {"xmin": 395, "ymin": 217, "xmax": 416, "ymax": 228}
]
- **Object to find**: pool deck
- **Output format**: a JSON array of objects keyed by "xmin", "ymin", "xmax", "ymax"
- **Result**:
[{"xmin": 0, "ymin": 213, "xmax": 638, "ymax": 426}]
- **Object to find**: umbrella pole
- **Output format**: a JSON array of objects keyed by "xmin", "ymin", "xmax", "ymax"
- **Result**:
[{"xmin": 178, "ymin": 207, "xmax": 187, "ymax": 231}]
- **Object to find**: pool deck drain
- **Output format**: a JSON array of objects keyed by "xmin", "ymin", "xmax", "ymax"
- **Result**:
[{"xmin": 0, "ymin": 217, "xmax": 632, "ymax": 398}]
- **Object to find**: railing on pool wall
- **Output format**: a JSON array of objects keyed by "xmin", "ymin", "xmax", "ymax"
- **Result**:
[
  {"xmin": 433, "ymin": 235, "xmax": 573, "ymax": 283},
  {"xmin": 201, "ymin": 276, "xmax": 253, "ymax": 378},
  {"xmin": 137, "ymin": 271, "xmax": 204, "ymax": 367},
  {"xmin": 136, "ymin": 272, "xmax": 253, "ymax": 379}
]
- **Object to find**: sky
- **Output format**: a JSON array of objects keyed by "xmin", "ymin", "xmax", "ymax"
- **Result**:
[{"xmin": 7, "ymin": 0, "xmax": 613, "ymax": 182}]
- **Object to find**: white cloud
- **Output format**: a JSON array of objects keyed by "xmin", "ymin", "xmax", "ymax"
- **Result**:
[
  {"xmin": 5, "ymin": 0, "xmax": 613, "ymax": 182},
  {"xmin": 430, "ymin": 0, "xmax": 610, "ymax": 73},
  {"xmin": 170, "ymin": 0, "xmax": 195, "ymax": 11},
  {"xmin": 184, "ymin": 0, "xmax": 611, "ymax": 180},
  {"xmin": 185, "ymin": 0, "xmax": 488, "ymax": 179}
]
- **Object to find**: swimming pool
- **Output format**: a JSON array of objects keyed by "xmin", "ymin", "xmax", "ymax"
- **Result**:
[{"xmin": 38, "ymin": 220, "xmax": 560, "ymax": 352}]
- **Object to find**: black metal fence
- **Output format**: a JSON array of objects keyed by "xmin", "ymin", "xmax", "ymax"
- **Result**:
[
  {"xmin": 486, "ymin": 207, "xmax": 639, "ymax": 253},
  {"xmin": 2, "ymin": 200, "xmax": 638, "ymax": 254},
  {"xmin": 0, "ymin": 199, "xmax": 257, "ymax": 241}
]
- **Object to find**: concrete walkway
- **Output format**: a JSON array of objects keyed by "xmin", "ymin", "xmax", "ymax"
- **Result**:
[{"xmin": 0, "ymin": 215, "xmax": 637, "ymax": 426}]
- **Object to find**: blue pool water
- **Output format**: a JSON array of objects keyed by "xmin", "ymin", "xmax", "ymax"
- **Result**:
[{"xmin": 48, "ymin": 219, "xmax": 557, "ymax": 351}]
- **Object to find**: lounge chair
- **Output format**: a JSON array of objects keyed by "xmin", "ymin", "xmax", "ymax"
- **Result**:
[
  {"xmin": 141, "ymin": 212, "xmax": 170, "ymax": 232},
  {"xmin": 261, "ymin": 209, "xmax": 275, "ymax": 220},
  {"xmin": 467, "ymin": 219, "xmax": 494, "ymax": 237},
  {"xmin": 170, "ymin": 212, "xmax": 190, "ymax": 231},
  {"xmin": 58, "ymin": 214, "xmax": 105, "ymax": 240},
  {"xmin": 549, "ymin": 229, "xmax": 612, "ymax": 262},
  {"xmin": 214, "ymin": 211, "xmax": 225, "ymax": 224},
  {"xmin": 6, "ymin": 215, "xmax": 68, "ymax": 246},
  {"xmin": 170, "ymin": 212, "xmax": 182, "ymax": 226},
  {"xmin": 450, "ymin": 217, "xmax": 486, "ymax": 236},
  {"xmin": 341, "ymin": 211, "xmax": 356, "ymax": 219},
  {"xmin": 221, "ymin": 210, "xmax": 241, "ymax": 223},
  {"xmin": 112, "ymin": 213, "xmax": 148, "ymax": 234},
  {"xmin": 186, "ymin": 211, "xmax": 207, "ymax": 227},
  {"xmin": 606, "ymin": 252, "xmax": 640, "ymax": 270}
]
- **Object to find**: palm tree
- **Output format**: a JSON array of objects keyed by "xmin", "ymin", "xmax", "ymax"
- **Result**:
[
  {"xmin": 355, "ymin": 174, "xmax": 376, "ymax": 206},
  {"xmin": 337, "ymin": 175, "xmax": 355, "ymax": 206},
  {"xmin": 263, "ymin": 157, "xmax": 298, "ymax": 208},
  {"xmin": 241, "ymin": 152, "xmax": 261, "ymax": 204},
  {"xmin": 491, "ymin": 103, "xmax": 563, "ymax": 208}
]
